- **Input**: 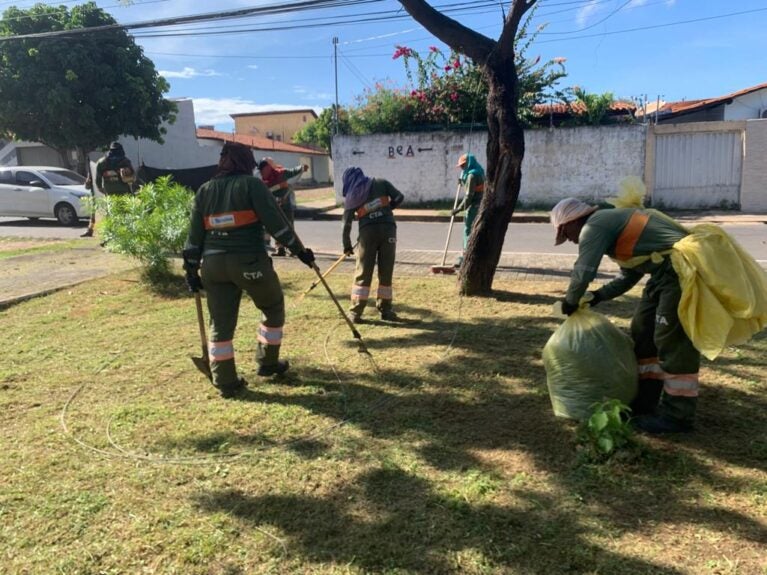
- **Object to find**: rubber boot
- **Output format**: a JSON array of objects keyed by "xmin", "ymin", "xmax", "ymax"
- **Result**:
[
  {"xmin": 257, "ymin": 360, "xmax": 290, "ymax": 377},
  {"xmin": 633, "ymin": 393, "xmax": 696, "ymax": 434},
  {"xmin": 629, "ymin": 378, "xmax": 663, "ymax": 416}
]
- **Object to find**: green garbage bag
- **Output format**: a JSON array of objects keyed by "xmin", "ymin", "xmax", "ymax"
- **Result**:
[{"xmin": 543, "ymin": 307, "xmax": 638, "ymax": 420}]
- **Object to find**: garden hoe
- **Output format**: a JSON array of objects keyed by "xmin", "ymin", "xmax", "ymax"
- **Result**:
[
  {"xmin": 430, "ymin": 182, "xmax": 463, "ymax": 274},
  {"xmin": 191, "ymin": 291, "xmax": 212, "ymax": 381},
  {"xmin": 299, "ymin": 242, "xmax": 358, "ymax": 301}
]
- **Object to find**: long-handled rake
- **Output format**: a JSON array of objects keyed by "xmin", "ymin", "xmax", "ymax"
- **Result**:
[
  {"xmin": 310, "ymin": 262, "xmax": 370, "ymax": 354},
  {"xmin": 431, "ymin": 182, "xmax": 463, "ymax": 274}
]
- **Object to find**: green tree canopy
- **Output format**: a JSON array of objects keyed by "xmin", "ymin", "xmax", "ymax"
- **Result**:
[
  {"xmin": 292, "ymin": 105, "xmax": 350, "ymax": 153},
  {"xmin": 0, "ymin": 2, "xmax": 175, "ymax": 170}
]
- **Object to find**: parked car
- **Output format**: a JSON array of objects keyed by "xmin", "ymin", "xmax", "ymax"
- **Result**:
[{"xmin": 0, "ymin": 166, "xmax": 92, "ymax": 226}]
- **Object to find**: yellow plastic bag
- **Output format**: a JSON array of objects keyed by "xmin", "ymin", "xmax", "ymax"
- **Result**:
[
  {"xmin": 671, "ymin": 224, "xmax": 767, "ymax": 360},
  {"xmin": 543, "ymin": 308, "xmax": 637, "ymax": 420}
]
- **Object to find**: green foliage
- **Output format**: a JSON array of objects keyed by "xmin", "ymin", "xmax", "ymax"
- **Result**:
[
  {"xmin": 339, "ymin": 11, "xmax": 567, "ymax": 133},
  {"xmin": 572, "ymin": 87, "xmax": 615, "ymax": 126},
  {"xmin": 0, "ymin": 2, "xmax": 175, "ymax": 163},
  {"xmin": 576, "ymin": 400, "xmax": 638, "ymax": 463},
  {"xmin": 348, "ymin": 80, "xmax": 419, "ymax": 134},
  {"xmin": 97, "ymin": 176, "xmax": 191, "ymax": 285},
  {"xmin": 292, "ymin": 105, "xmax": 350, "ymax": 152}
]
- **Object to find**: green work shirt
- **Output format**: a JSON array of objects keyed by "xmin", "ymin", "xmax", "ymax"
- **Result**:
[
  {"xmin": 94, "ymin": 156, "xmax": 133, "ymax": 195},
  {"xmin": 342, "ymin": 178, "xmax": 404, "ymax": 250},
  {"xmin": 458, "ymin": 173, "xmax": 484, "ymax": 211},
  {"xmin": 566, "ymin": 208, "xmax": 688, "ymax": 305},
  {"xmin": 186, "ymin": 173, "xmax": 302, "ymax": 256}
]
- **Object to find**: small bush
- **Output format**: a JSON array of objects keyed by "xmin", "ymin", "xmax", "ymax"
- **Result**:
[
  {"xmin": 576, "ymin": 399, "xmax": 640, "ymax": 464},
  {"xmin": 97, "ymin": 176, "xmax": 192, "ymax": 286}
]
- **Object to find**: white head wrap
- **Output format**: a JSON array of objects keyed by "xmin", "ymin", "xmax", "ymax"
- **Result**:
[{"xmin": 550, "ymin": 198, "xmax": 598, "ymax": 227}]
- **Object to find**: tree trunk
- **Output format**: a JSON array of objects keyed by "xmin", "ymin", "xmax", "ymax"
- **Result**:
[
  {"xmin": 459, "ymin": 53, "xmax": 525, "ymax": 295},
  {"xmin": 74, "ymin": 146, "xmax": 89, "ymax": 176}
]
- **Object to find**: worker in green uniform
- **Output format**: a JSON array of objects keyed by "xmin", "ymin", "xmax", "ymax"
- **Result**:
[
  {"xmin": 81, "ymin": 142, "xmax": 135, "ymax": 237},
  {"xmin": 341, "ymin": 166, "xmax": 404, "ymax": 323},
  {"xmin": 258, "ymin": 158, "xmax": 308, "ymax": 257},
  {"xmin": 451, "ymin": 153, "xmax": 485, "ymax": 268},
  {"xmin": 550, "ymin": 197, "xmax": 698, "ymax": 434},
  {"xmin": 183, "ymin": 142, "xmax": 316, "ymax": 398}
]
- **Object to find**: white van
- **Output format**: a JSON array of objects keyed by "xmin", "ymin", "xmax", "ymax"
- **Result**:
[{"xmin": 0, "ymin": 166, "xmax": 92, "ymax": 226}]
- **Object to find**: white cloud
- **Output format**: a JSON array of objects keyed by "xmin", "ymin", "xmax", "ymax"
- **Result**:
[
  {"xmin": 159, "ymin": 67, "xmax": 221, "ymax": 79},
  {"xmin": 247, "ymin": 64, "xmax": 259, "ymax": 70},
  {"xmin": 627, "ymin": 0, "xmax": 648, "ymax": 7},
  {"xmin": 576, "ymin": 0, "xmax": 601, "ymax": 26},
  {"xmin": 192, "ymin": 98, "xmax": 314, "ymax": 126}
]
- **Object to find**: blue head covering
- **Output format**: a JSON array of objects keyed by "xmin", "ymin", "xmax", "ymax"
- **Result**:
[
  {"xmin": 342, "ymin": 166, "xmax": 373, "ymax": 210},
  {"xmin": 458, "ymin": 153, "xmax": 484, "ymax": 183}
]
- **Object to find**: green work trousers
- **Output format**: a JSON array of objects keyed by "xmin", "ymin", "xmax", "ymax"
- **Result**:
[
  {"xmin": 630, "ymin": 258, "xmax": 700, "ymax": 423},
  {"xmin": 456, "ymin": 203, "xmax": 479, "ymax": 267},
  {"xmin": 201, "ymin": 253, "xmax": 285, "ymax": 388},
  {"xmin": 350, "ymin": 223, "xmax": 396, "ymax": 317}
]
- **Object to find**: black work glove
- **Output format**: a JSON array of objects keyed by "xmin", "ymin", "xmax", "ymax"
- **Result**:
[
  {"xmin": 561, "ymin": 299, "xmax": 579, "ymax": 316},
  {"xmin": 182, "ymin": 248, "xmax": 203, "ymax": 293},
  {"xmin": 297, "ymin": 248, "xmax": 315, "ymax": 268},
  {"xmin": 343, "ymin": 245, "xmax": 354, "ymax": 256},
  {"xmin": 587, "ymin": 290, "xmax": 604, "ymax": 307},
  {"xmin": 185, "ymin": 269, "xmax": 203, "ymax": 293}
]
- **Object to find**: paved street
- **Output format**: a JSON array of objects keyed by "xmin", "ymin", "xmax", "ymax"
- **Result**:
[{"xmin": 2, "ymin": 217, "xmax": 765, "ymax": 262}]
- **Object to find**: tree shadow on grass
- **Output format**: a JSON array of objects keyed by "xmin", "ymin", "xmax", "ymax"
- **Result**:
[
  {"xmin": 173, "ymin": 289, "xmax": 767, "ymax": 570},
  {"xmin": 195, "ymin": 467, "xmax": 686, "ymax": 575}
]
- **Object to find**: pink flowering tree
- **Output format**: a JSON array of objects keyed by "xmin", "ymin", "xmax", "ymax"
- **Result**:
[{"xmin": 393, "ymin": 33, "xmax": 567, "ymax": 129}]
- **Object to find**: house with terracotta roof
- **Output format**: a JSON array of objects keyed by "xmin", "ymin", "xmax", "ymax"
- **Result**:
[
  {"xmin": 637, "ymin": 82, "xmax": 767, "ymax": 124},
  {"xmin": 196, "ymin": 128, "xmax": 331, "ymax": 184},
  {"xmin": 530, "ymin": 100, "xmax": 636, "ymax": 127}
]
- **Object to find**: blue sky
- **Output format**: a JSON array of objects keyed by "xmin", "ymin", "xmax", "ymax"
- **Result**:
[{"xmin": 10, "ymin": 0, "xmax": 767, "ymax": 130}]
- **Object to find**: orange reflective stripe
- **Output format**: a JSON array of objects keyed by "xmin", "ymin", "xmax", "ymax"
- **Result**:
[
  {"xmin": 208, "ymin": 340, "xmax": 234, "ymax": 361},
  {"xmin": 356, "ymin": 195, "xmax": 390, "ymax": 218},
  {"xmin": 663, "ymin": 374, "xmax": 700, "ymax": 397},
  {"xmin": 614, "ymin": 211, "xmax": 649, "ymax": 261},
  {"xmin": 204, "ymin": 210, "xmax": 259, "ymax": 230},
  {"xmin": 473, "ymin": 182, "xmax": 484, "ymax": 193}
]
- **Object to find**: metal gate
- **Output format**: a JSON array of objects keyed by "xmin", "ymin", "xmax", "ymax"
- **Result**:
[{"xmin": 654, "ymin": 129, "xmax": 743, "ymax": 209}]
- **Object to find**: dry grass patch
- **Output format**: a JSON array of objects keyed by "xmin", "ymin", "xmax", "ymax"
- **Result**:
[{"xmin": 1, "ymin": 266, "xmax": 765, "ymax": 574}]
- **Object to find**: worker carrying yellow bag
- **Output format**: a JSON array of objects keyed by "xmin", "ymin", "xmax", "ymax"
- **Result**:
[
  {"xmin": 550, "ymin": 176, "xmax": 767, "ymax": 434},
  {"xmin": 543, "ymin": 303, "xmax": 637, "ymax": 420}
]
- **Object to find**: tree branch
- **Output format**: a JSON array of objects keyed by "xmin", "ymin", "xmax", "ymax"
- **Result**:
[
  {"xmin": 398, "ymin": 0, "xmax": 496, "ymax": 63},
  {"xmin": 498, "ymin": 0, "xmax": 536, "ymax": 55}
]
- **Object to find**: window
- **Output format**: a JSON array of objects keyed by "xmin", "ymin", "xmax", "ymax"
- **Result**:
[
  {"xmin": 39, "ymin": 169, "xmax": 85, "ymax": 185},
  {"xmin": 0, "ymin": 169, "xmax": 13, "ymax": 184},
  {"xmin": 15, "ymin": 171, "xmax": 38, "ymax": 185}
]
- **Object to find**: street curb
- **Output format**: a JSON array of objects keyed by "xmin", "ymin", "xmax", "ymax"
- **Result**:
[{"xmin": 299, "ymin": 211, "xmax": 550, "ymax": 223}]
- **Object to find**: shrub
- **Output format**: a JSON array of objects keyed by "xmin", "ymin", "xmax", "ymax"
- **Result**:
[
  {"xmin": 576, "ymin": 399, "xmax": 640, "ymax": 464},
  {"xmin": 97, "ymin": 176, "xmax": 192, "ymax": 286}
]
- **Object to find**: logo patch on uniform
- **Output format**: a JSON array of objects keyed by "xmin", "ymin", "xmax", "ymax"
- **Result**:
[
  {"xmin": 656, "ymin": 314, "xmax": 669, "ymax": 326},
  {"xmin": 210, "ymin": 214, "xmax": 235, "ymax": 228},
  {"xmin": 243, "ymin": 271, "xmax": 263, "ymax": 280}
]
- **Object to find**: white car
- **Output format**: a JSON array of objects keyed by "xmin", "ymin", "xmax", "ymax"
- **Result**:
[{"xmin": 0, "ymin": 166, "xmax": 92, "ymax": 226}]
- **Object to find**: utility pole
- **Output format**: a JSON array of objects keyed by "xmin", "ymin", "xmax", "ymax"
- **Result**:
[{"xmin": 333, "ymin": 36, "xmax": 339, "ymax": 136}]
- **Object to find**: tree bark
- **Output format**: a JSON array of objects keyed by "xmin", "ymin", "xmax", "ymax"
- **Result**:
[{"xmin": 398, "ymin": 0, "xmax": 536, "ymax": 295}]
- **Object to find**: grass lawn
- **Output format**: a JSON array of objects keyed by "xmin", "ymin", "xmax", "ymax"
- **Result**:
[{"xmin": 1, "ymin": 265, "xmax": 765, "ymax": 574}]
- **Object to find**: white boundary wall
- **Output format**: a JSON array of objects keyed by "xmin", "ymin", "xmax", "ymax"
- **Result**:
[{"xmin": 332, "ymin": 125, "xmax": 646, "ymax": 206}]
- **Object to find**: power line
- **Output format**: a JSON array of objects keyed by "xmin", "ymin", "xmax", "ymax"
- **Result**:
[
  {"xmin": 534, "ymin": 6, "xmax": 767, "ymax": 44},
  {"xmin": 539, "ymin": 0, "xmax": 633, "ymax": 35}
]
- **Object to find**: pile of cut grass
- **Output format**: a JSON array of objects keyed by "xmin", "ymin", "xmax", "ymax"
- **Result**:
[{"xmin": 1, "ymin": 266, "xmax": 765, "ymax": 574}]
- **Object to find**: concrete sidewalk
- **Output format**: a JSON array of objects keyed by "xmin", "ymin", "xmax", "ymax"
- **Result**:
[{"xmin": 295, "ymin": 193, "xmax": 767, "ymax": 225}]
